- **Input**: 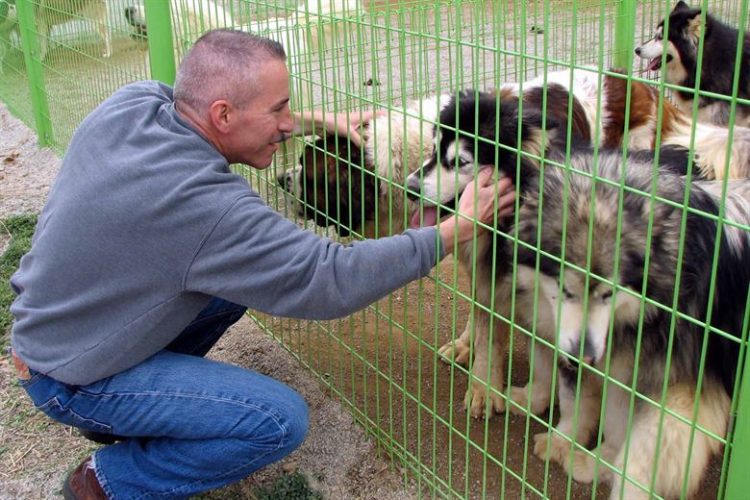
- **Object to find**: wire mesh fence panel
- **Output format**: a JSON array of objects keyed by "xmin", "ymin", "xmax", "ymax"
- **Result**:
[
  {"xmin": 249, "ymin": 1, "xmax": 750, "ymax": 498},
  {"xmin": 0, "ymin": 0, "xmax": 152, "ymax": 150},
  {"xmin": 3, "ymin": 0, "xmax": 750, "ymax": 499}
]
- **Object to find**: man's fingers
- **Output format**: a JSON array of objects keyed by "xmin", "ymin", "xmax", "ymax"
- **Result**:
[
  {"xmin": 496, "ymin": 191, "xmax": 517, "ymax": 217},
  {"xmin": 475, "ymin": 167, "xmax": 494, "ymax": 187},
  {"xmin": 352, "ymin": 109, "xmax": 385, "ymax": 127},
  {"xmin": 349, "ymin": 131, "xmax": 363, "ymax": 148}
]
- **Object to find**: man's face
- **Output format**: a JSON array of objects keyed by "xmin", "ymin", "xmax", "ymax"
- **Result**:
[{"xmin": 225, "ymin": 59, "xmax": 294, "ymax": 168}]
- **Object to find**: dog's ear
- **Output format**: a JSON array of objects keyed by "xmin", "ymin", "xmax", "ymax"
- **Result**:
[
  {"xmin": 670, "ymin": 1, "xmax": 703, "ymax": 34},
  {"xmin": 521, "ymin": 108, "xmax": 560, "ymax": 133},
  {"xmin": 521, "ymin": 108, "xmax": 561, "ymax": 147},
  {"xmin": 673, "ymin": 0, "xmax": 690, "ymax": 12},
  {"xmin": 685, "ymin": 9, "xmax": 703, "ymax": 38},
  {"xmin": 474, "ymin": 91, "xmax": 501, "ymax": 140}
]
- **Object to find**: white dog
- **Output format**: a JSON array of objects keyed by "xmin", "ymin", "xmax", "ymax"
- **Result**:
[
  {"xmin": 0, "ymin": 0, "xmax": 111, "ymax": 64},
  {"xmin": 35, "ymin": 0, "xmax": 111, "ymax": 60}
]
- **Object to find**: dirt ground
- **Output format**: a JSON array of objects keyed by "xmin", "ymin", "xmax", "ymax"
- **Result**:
[{"xmin": 256, "ymin": 257, "xmax": 726, "ymax": 500}]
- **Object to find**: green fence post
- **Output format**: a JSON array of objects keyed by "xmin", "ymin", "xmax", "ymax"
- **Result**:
[
  {"xmin": 15, "ymin": 0, "xmax": 53, "ymax": 146},
  {"xmin": 725, "ymin": 362, "xmax": 750, "ymax": 498},
  {"xmin": 144, "ymin": 0, "xmax": 176, "ymax": 85},
  {"xmin": 724, "ymin": 297, "xmax": 750, "ymax": 499},
  {"xmin": 613, "ymin": 0, "xmax": 637, "ymax": 69}
]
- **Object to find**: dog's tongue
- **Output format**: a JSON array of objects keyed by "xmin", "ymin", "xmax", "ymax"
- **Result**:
[
  {"xmin": 410, "ymin": 206, "xmax": 439, "ymax": 228},
  {"xmin": 647, "ymin": 57, "xmax": 661, "ymax": 71}
]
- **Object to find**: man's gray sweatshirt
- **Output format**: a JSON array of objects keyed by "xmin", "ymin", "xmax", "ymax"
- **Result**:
[{"xmin": 10, "ymin": 81, "xmax": 443, "ymax": 386}]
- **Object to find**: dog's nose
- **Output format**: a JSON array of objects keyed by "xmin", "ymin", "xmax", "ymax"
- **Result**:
[
  {"xmin": 406, "ymin": 175, "xmax": 422, "ymax": 201},
  {"xmin": 634, "ymin": 46, "xmax": 641, "ymax": 56}
]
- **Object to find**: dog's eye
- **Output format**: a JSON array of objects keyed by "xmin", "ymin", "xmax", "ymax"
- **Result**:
[
  {"xmin": 562, "ymin": 287, "xmax": 576, "ymax": 300},
  {"xmin": 454, "ymin": 157, "xmax": 471, "ymax": 168},
  {"xmin": 600, "ymin": 290, "xmax": 613, "ymax": 301}
]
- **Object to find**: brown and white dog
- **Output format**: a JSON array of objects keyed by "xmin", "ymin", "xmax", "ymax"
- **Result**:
[
  {"xmin": 277, "ymin": 95, "xmax": 451, "ymax": 238},
  {"xmin": 519, "ymin": 67, "xmax": 750, "ymax": 179}
]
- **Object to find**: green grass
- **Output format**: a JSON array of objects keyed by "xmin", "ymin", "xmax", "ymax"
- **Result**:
[
  {"xmin": 251, "ymin": 472, "xmax": 323, "ymax": 500},
  {"xmin": 0, "ymin": 214, "xmax": 37, "ymax": 344},
  {"xmin": 190, "ymin": 471, "xmax": 322, "ymax": 500}
]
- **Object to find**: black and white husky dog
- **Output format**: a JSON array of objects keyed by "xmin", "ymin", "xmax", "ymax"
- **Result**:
[
  {"xmin": 513, "ymin": 150, "xmax": 750, "ymax": 499},
  {"xmin": 635, "ymin": 0, "xmax": 750, "ymax": 127},
  {"xmin": 404, "ymin": 85, "xmax": 696, "ymax": 418}
]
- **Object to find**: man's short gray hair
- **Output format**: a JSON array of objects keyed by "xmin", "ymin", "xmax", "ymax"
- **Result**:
[{"xmin": 174, "ymin": 29, "xmax": 286, "ymax": 115}]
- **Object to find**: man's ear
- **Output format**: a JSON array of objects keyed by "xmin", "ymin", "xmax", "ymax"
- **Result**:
[{"xmin": 208, "ymin": 100, "xmax": 232, "ymax": 133}]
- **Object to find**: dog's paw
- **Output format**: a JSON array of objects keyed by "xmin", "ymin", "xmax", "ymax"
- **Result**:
[
  {"xmin": 568, "ymin": 444, "xmax": 617, "ymax": 484},
  {"xmin": 438, "ymin": 338, "xmax": 470, "ymax": 366},
  {"xmin": 463, "ymin": 380, "xmax": 505, "ymax": 418},
  {"xmin": 509, "ymin": 384, "xmax": 550, "ymax": 416},
  {"xmin": 566, "ymin": 451, "xmax": 598, "ymax": 484},
  {"xmin": 534, "ymin": 435, "xmax": 606, "ymax": 485},
  {"xmin": 533, "ymin": 432, "xmax": 571, "ymax": 465}
]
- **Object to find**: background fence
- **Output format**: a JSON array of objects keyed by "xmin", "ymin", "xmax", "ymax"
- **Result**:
[{"xmin": 2, "ymin": 0, "xmax": 750, "ymax": 498}]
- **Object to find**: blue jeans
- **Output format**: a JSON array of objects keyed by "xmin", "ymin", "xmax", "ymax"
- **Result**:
[{"xmin": 18, "ymin": 297, "xmax": 309, "ymax": 499}]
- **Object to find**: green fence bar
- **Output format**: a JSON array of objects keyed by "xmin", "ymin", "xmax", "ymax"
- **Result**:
[
  {"xmin": 144, "ymin": 0, "xmax": 176, "ymax": 85},
  {"xmin": 15, "ymin": 0, "xmax": 53, "ymax": 146},
  {"xmin": 613, "ymin": 0, "xmax": 637, "ymax": 69}
]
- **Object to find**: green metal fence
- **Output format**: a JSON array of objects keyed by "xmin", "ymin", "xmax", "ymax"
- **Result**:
[{"xmin": 2, "ymin": 1, "xmax": 750, "ymax": 498}]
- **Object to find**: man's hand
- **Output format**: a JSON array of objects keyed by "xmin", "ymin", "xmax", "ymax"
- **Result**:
[
  {"xmin": 293, "ymin": 109, "xmax": 385, "ymax": 148},
  {"xmin": 438, "ymin": 168, "xmax": 516, "ymax": 253}
]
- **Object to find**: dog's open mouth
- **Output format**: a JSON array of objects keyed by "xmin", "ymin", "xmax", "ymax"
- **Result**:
[{"xmin": 647, "ymin": 53, "xmax": 673, "ymax": 71}]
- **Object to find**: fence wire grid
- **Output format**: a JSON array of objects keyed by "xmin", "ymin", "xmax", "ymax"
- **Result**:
[{"xmin": 2, "ymin": 1, "xmax": 750, "ymax": 499}]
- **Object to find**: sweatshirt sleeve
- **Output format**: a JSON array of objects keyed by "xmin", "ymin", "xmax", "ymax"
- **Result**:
[{"xmin": 184, "ymin": 193, "xmax": 444, "ymax": 320}]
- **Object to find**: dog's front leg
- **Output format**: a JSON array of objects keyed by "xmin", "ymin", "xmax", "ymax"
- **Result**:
[
  {"xmin": 463, "ymin": 307, "xmax": 508, "ymax": 418},
  {"xmin": 97, "ymin": 20, "xmax": 112, "ymax": 58},
  {"xmin": 37, "ymin": 16, "xmax": 49, "ymax": 61},
  {"xmin": 534, "ymin": 365, "xmax": 602, "ymax": 473},
  {"xmin": 91, "ymin": 2, "xmax": 111, "ymax": 57},
  {"xmin": 509, "ymin": 341, "xmax": 554, "ymax": 415}
]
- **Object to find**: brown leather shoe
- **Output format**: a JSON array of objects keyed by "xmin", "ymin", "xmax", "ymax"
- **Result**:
[{"xmin": 62, "ymin": 456, "xmax": 108, "ymax": 500}]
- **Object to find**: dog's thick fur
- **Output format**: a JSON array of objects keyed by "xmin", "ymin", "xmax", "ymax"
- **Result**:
[
  {"xmin": 278, "ymin": 95, "xmax": 450, "ymax": 238},
  {"xmin": 404, "ymin": 66, "xmax": 750, "ymax": 418},
  {"xmin": 513, "ymin": 150, "xmax": 749, "ymax": 499},
  {"xmin": 635, "ymin": 0, "xmax": 750, "ymax": 127},
  {"xmin": 405, "ymin": 88, "xmax": 560, "ymax": 416}
]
